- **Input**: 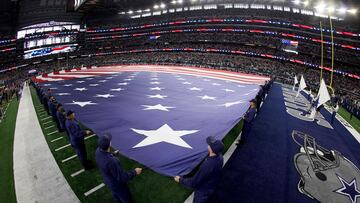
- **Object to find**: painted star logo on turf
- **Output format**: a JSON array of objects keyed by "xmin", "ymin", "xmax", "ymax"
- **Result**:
[
  {"xmin": 64, "ymin": 84, "xmax": 73, "ymax": 87},
  {"xmin": 198, "ymin": 95, "xmax": 216, "ymax": 100},
  {"xmin": 335, "ymin": 175, "xmax": 360, "ymax": 203},
  {"xmin": 223, "ymin": 89, "xmax": 235, "ymax": 92},
  {"xmin": 150, "ymin": 81, "xmax": 161, "ymax": 85},
  {"xmin": 150, "ymin": 87, "xmax": 164, "ymax": 91},
  {"xmin": 89, "ymin": 84, "xmax": 99, "ymax": 87},
  {"xmin": 183, "ymin": 82, "xmax": 192, "ymax": 85},
  {"xmin": 110, "ymin": 88, "xmax": 124, "ymax": 91},
  {"xmin": 219, "ymin": 100, "xmax": 244, "ymax": 108},
  {"xmin": 189, "ymin": 87, "xmax": 202, "ymax": 91},
  {"xmin": 147, "ymin": 94, "xmax": 167, "ymax": 99},
  {"xmin": 74, "ymin": 88, "xmax": 88, "ymax": 91},
  {"xmin": 131, "ymin": 124, "xmax": 198, "ymax": 149},
  {"xmin": 212, "ymin": 83, "xmax": 221, "ymax": 86},
  {"xmin": 118, "ymin": 82, "xmax": 128, "ymax": 86},
  {"xmin": 95, "ymin": 94, "xmax": 114, "ymax": 98},
  {"xmin": 76, "ymin": 81, "xmax": 85, "ymax": 83},
  {"xmin": 142, "ymin": 104, "xmax": 175, "ymax": 111},
  {"xmin": 67, "ymin": 101, "xmax": 98, "ymax": 107},
  {"xmin": 56, "ymin": 93, "xmax": 71, "ymax": 96}
]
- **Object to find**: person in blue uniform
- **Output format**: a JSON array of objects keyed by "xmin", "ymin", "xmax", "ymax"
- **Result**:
[
  {"xmin": 48, "ymin": 96, "xmax": 61, "ymax": 130},
  {"xmin": 237, "ymin": 99, "xmax": 257, "ymax": 145},
  {"xmin": 174, "ymin": 136, "xmax": 224, "ymax": 203},
  {"xmin": 65, "ymin": 110, "xmax": 93, "ymax": 170},
  {"xmin": 95, "ymin": 134, "xmax": 142, "ymax": 203},
  {"xmin": 56, "ymin": 103, "xmax": 66, "ymax": 133}
]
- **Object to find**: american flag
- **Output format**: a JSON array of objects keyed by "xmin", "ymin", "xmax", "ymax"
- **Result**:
[{"xmin": 35, "ymin": 65, "xmax": 269, "ymax": 176}]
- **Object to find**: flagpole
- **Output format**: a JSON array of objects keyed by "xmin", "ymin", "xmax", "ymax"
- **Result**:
[
  {"xmin": 329, "ymin": 16, "xmax": 335, "ymax": 88},
  {"xmin": 319, "ymin": 21, "xmax": 324, "ymax": 84}
]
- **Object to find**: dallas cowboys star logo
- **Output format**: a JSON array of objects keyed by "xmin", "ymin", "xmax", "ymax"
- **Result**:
[
  {"xmin": 66, "ymin": 101, "xmax": 98, "ymax": 107},
  {"xmin": 131, "ymin": 124, "xmax": 198, "ymax": 148},
  {"xmin": 334, "ymin": 175, "xmax": 360, "ymax": 203}
]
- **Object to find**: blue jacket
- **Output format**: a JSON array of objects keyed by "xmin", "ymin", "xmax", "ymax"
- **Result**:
[
  {"xmin": 244, "ymin": 107, "xmax": 256, "ymax": 123},
  {"xmin": 56, "ymin": 111, "xmax": 66, "ymax": 129},
  {"xmin": 65, "ymin": 119, "xmax": 84, "ymax": 146},
  {"xmin": 180, "ymin": 154, "xmax": 223, "ymax": 194},
  {"xmin": 48, "ymin": 101, "xmax": 57, "ymax": 116},
  {"xmin": 95, "ymin": 148, "xmax": 136, "ymax": 199}
]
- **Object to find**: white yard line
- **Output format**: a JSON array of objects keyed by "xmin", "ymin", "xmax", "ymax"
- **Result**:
[
  {"xmin": 47, "ymin": 131, "xmax": 58, "ymax": 136},
  {"xmin": 13, "ymin": 83, "xmax": 80, "ymax": 203},
  {"xmin": 43, "ymin": 120, "xmax": 53, "ymax": 125},
  {"xmin": 50, "ymin": 136, "xmax": 64, "ymax": 143},
  {"xmin": 84, "ymin": 183, "xmax": 105, "ymax": 196},
  {"xmin": 71, "ymin": 169, "xmax": 85, "ymax": 178},
  {"xmin": 45, "ymin": 125, "xmax": 55, "ymax": 130},
  {"xmin": 41, "ymin": 116, "xmax": 52, "ymax": 121},
  {"xmin": 62, "ymin": 155, "xmax": 77, "ymax": 163},
  {"xmin": 55, "ymin": 144, "xmax": 71, "ymax": 152}
]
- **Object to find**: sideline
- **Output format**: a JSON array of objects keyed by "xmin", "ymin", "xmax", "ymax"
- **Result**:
[{"xmin": 13, "ymin": 83, "xmax": 80, "ymax": 203}]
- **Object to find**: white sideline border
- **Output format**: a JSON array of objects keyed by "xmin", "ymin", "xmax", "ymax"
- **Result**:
[{"xmin": 13, "ymin": 83, "xmax": 80, "ymax": 203}]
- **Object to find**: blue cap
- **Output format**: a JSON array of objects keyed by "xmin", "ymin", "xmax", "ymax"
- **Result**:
[
  {"xmin": 206, "ymin": 136, "xmax": 224, "ymax": 154},
  {"xmin": 66, "ymin": 110, "xmax": 74, "ymax": 117},
  {"xmin": 98, "ymin": 133, "xmax": 112, "ymax": 150}
]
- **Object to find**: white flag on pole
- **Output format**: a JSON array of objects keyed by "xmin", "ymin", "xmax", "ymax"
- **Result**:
[
  {"xmin": 316, "ymin": 79, "xmax": 331, "ymax": 108},
  {"xmin": 293, "ymin": 75, "xmax": 299, "ymax": 91},
  {"xmin": 296, "ymin": 75, "xmax": 307, "ymax": 97}
]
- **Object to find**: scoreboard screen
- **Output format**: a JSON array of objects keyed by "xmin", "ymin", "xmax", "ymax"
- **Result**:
[
  {"xmin": 74, "ymin": 0, "xmax": 86, "ymax": 10},
  {"xmin": 24, "ymin": 44, "xmax": 77, "ymax": 59}
]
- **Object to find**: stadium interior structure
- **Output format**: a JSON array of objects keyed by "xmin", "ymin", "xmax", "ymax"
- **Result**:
[{"xmin": 0, "ymin": 0, "xmax": 360, "ymax": 203}]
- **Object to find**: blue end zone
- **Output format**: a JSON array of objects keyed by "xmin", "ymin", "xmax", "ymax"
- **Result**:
[{"xmin": 210, "ymin": 83, "xmax": 360, "ymax": 203}]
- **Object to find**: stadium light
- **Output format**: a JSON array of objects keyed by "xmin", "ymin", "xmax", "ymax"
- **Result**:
[
  {"xmin": 303, "ymin": 1, "xmax": 309, "ymax": 7},
  {"xmin": 327, "ymin": 6, "xmax": 335, "ymax": 13},
  {"xmin": 171, "ymin": 0, "xmax": 177, "ymax": 4},
  {"xmin": 127, "ymin": 10, "xmax": 133, "ymax": 14},
  {"xmin": 190, "ymin": 0, "xmax": 198, "ymax": 3},
  {"xmin": 154, "ymin": 4, "xmax": 159, "ymax": 9},
  {"xmin": 293, "ymin": 0, "xmax": 300, "ymax": 5},
  {"xmin": 144, "ymin": 8, "xmax": 151, "ymax": 12},
  {"xmin": 314, "ymin": 2, "xmax": 327, "ymax": 13},
  {"xmin": 136, "ymin": 9, "xmax": 142, "ymax": 13},
  {"xmin": 177, "ymin": 0, "xmax": 183, "ymax": 4},
  {"xmin": 160, "ymin": 3, "xmax": 166, "ymax": 9},
  {"xmin": 348, "ymin": 9, "xmax": 358, "ymax": 15},
  {"xmin": 337, "ymin": 7, "xmax": 347, "ymax": 14}
]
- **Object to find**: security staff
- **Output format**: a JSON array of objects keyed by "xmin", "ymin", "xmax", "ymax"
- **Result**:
[
  {"xmin": 65, "ymin": 110, "xmax": 93, "ymax": 170},
  {"xmin": 174, "ymin": 136, "xmax": 224, "ymax": 203},
  {"xmin": 56, "ymin": 103, "xmax": 66, "ymax": 133},
  {"xmin": 95, "ymin": 134, "xmax": 142, "ymax": 203},
  {"xmin": 237, "ymin": 99, "xmax": 257, "ymax": 145}
]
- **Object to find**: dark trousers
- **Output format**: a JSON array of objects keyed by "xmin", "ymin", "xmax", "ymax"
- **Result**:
[
  {"xmin": 113, "ymin": 186, "xmax": 132, "ymax": 203},
  {"xmin": 331, "ymin": 112, "xmax": 336, "ymax": 124},
  {"xmin": 73, "ymin": 140, "xmax": 88, "ymax": 168},
  {"xmin": 241, "ymin": 122, "xmax": 253, "ymax": 143},
  {"xmin": 193, "ymin": 191, "xmax": 212, "ymax": 203}
]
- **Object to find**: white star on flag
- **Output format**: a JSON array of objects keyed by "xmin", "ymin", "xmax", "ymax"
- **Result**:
[
  {"xmin": 124, "ymin": 78, "xmax": 132, "ymax": 81},
  {"xmin": 106, "ymin": 77, "xmax": 113, "ymax": 79},
  {"xmin": 203, "ymin": 79, "xmax": 211, "ymax": 81},
  {"xmin": 198, "ymin": 95, "xmax": 216, "ymax": 100},
  {"xmin": 212, "ymin": 83, "xmax": 221, "ymax": 86},
  {"xmin": 64, "ymin": 84, "xmax": 73, "ymax": 87},
  {"xmin": 147, "ymin": 94, "xmax": 167, "ymax": 99},
  {"xmin": 74, "ymin": 88, "xmax": 88, "ymax": 91},
  {"xmin": 223, "ymin": 89, "xmax": 235, "ymax": 92},
  {"xmin": 219, "ymin": 100, "xmax": 244, "ymax": 108},
  {"xmin": 95, "ymin": 94, "xmax": 114, "ymax": 98},
  {"xmin": 110, "ymin": 88, "xmax": 124, "ymax": 91},
  {"xmin": 150, "ymin": 78, "xmax": 159, "ymax": 81},
  {"xmin": 150, "ymin": 82, "xmax": 161, "ymax": 85},
  {"xmin": 150, "ymin": 87, "xmax": 164, "ymax": 91},
  {"xmin": 118, "ymin": 82, "xmax": 128, "ymax": 86},
  {"xmin": 43, "ymin": 84, "xmax": 51, "ymax": 86},
  {"xmin": 56, "ymin": 93, "xmax": 71, "ymax": 96},
  {"xmin": 183, "ymin": 82, "xmax": 192, "ymax": 85},
  {"xmin": 189, "ymin": 87, "xmax": 202, "ymax": 91},
  {"xmin": 86, "ymin": 78, "xmax": 94, "ymax": 80},
  {"xmin": 128, "ymin": 76, "xmax": 135, "ymax": 78},
  {"xmin": 67, "ymin": 101, "xmax": 98, "ymax": 107},
  {"xmin": 89, "ymin": 84, "xmax": 99, "ymax": 87},
  {"xmin": 131, "ymin": 124, "xmax": 198, "ymax": 149},
  {"xmin": 141, "ymin": 104, "xmax": 175, "ymax": 111},
  {"xmin": 98, "ymin": 80, "xmax": 107, "ymax": 83},
  {"xmin": 238, "ymin": 85, "xmax": 245, "ymax": 88},
  {"xmin": 76, "ymin": 81, "xmax": 85, "ymax": 83},
  {"xmin": 49, "ymin": 87, "xmax": 58, "ymax": 90},
  {"xmin": 177, "ymin": 78, "xmax": 186, "ymax": 81}
]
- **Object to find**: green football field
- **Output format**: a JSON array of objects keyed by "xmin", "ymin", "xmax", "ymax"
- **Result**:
[{"xmin": 1, "ymin": 87, "xmax": 358, "ymax": 203}]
